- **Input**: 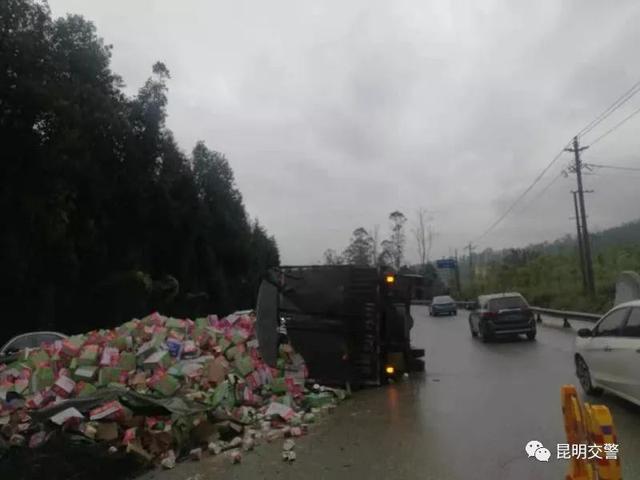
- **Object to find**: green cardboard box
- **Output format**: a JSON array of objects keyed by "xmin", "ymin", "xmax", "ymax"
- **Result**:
[
  {"xmin": 74, "ymin": 365, "xmax": 98, "ymax": 381},
  {"xmin": 117, "ymin": 351, "xmax": 136, "ymax": 371},
  {"xmin": 225, "ymin": 346, "xmax": 238, "ymax": 361},
  {"xmin": 234, "ymin": 355, "xmax": 255, "ymax": 377},
  {"xmin": 107, "ymin": 382, "xmax": 128, "ymax": 391},
  {"xmin": 278, "ymin": 394, "xmax": 294, "ymax": 407},
  {"xmin": 231, "ymin": 330, "xmax": 249, "ymax": 345},
  {"xmin": 270, "ymin": 377, "xmax": 287, "ymax": 395},
  {"xmin": 99, "ymin": 367, "xmax": 125, "ymax": 386},
  {"xmin": 109, "ymin": 335, "xmax": 133, "ymax": 351},
  {"xmin": 303, "ymin": 392, "xmax": 334, "ymax": 409},
  {"xmin": 209, "ymin": 380, "xmax": 231, "ymax": 408},
  {"xmin": 165, "ymin": 318, "xmax": 186, "ymax": 331},
  {"xmin": 77, "ymin": 382, "xmax": 98, "ymax": 397},
  {"xmin": 30, "ymin": 367, "xmax": 55, "ymax": 393},
  {"xmin": 23, "ymin": 349, "xmax": 50, "ymax": 367},
  {"xmin": 78, "ymin": 345, "xmax": 99, "ymax": 366},
  {"xmin": 117, "ymin": 320, "xmax": 138, "ymax": 334},
  {"xmin": 152, "ymin": 375, "xmax": 180, "ymax": 396},
  {"xmin": 195, "ymin": 318, "xmax": 209, "ymax": 329},
  {"xmin": 143, "ymin": 351, "xmax": 172, "ymax": 370},
  {"xmin": 218, "ymin": 337, "xmax": 231, "ymax": 353}
]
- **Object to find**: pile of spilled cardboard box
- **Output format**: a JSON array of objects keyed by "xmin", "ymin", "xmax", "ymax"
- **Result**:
[{"xmin": 0, "ymin": 311, "xmax": 345, "ymax": 468}]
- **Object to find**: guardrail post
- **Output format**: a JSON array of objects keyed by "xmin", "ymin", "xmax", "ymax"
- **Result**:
[{"xmin": 563, "ymin": 317, "xmax": 571, "ymax": 328}]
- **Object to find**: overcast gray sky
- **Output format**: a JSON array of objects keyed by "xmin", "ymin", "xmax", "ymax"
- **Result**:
[{"xmin": 49, "ymin": 0, "xmax": 640, "ymax": 264}]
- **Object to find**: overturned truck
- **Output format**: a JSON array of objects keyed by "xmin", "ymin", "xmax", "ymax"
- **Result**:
[{"xmin": 256, "ymin": 265, "xmax": 425, "ymax": 388}]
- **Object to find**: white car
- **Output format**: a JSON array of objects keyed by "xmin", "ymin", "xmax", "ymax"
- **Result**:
[{"xmin": 574, "ymin": 300, "xmax": 640, "ymax": 406}]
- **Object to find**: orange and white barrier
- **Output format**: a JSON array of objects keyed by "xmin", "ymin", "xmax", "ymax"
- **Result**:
[{"xmin": 561, "ymin": 385, "xmax": 622, "ymax": 480}]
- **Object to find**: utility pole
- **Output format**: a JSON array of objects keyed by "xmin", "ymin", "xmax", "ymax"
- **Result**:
[
  {"xmin": 466, "ymin": 243, "xmax": 476, "ymax": 286},
  {"xmin": 454, "ymin": 249, "xmax": 461, "ymax": 295},
  {"xmin": 571, "ymin": 191, "xmax": 587, "ymax": 292},
  {"xmin": 565, "ymin": 136, "xmax": 595, "ymax": 296}
]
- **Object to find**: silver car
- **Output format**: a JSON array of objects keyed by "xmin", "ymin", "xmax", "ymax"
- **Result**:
[
  {"xmin": 429, "ymin": 295, "xmax": 457, "ymax": 316},
  {"xmin": 0, "ymin": 331, "xmax": 67, "ymax": 360}
]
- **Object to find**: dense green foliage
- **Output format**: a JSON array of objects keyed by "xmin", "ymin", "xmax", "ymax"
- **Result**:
[
  {"xmin": 462, "ymin": 243, "xmax": 640, "ymax": 313},
  {"xmin": 0, "ymin": 1, "xmax": 279, "ymax": 340}
]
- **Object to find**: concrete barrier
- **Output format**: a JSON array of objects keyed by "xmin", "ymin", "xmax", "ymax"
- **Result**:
[{"xmin": 614, "ymin": 270, "xmax": 640, "ymax": 306}]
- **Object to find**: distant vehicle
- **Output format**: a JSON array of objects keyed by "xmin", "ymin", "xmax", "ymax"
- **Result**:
[
  {"xmin": 0, "ymin": 331, "xmax": 67, "ymax": 362},
  {"xmin": 430, "ymin": 295, "xmax": 457, "ymax": 316},
  {"xmin": 574, "ymin": 300, "xmax": 640, "ymax": 406},
  {"xmin": 468, "ymin": 292, "xmax": 536, "ymax": 342}
]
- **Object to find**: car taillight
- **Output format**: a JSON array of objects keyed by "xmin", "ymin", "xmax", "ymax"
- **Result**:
[{"xmin": 482, "ymin": 311, "xmax": 497, "ymax": 320}]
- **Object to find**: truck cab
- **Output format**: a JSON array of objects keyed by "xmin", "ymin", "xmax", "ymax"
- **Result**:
[{"xmin": 256, "ymin": 265, "xmax": 425, "ymax": 387}]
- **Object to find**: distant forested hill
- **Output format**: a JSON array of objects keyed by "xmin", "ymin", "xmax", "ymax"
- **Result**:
[{"xmin": 457, "ymin": 219, "xmax": 640, "ymax": 312}]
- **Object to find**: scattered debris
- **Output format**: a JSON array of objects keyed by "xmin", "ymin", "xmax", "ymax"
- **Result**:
[
  {"xmin": 282, "ymin": 450, "xmax": 297, "ymax": 462},
  {"xmin": 228, "ymin": 436, "xmax": 243, "ymax": 448},
  {"xmin": 207, "ymin": 441, "xmax": 222, "ymax": 455},
  {"xmin": 242, "ymin": 437, "xmax": 254, "ymax": 451},
  {"xmin": 227, "ymin": 449, "xmax": 242, "ymax": 464},
  {"xmin": 189, "ymin": 447, "xmax": 203, "ymax": 461},
  {"xmin": 160, "ymin": 450, "xmax": 176, "ymax": 469},
  {"xmin": 0, "ymin": 310, "xmax": 347, "ymax": 470}
]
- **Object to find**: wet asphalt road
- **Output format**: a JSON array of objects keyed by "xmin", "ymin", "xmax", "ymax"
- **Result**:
[{"xmin": 140, "ymin": 306, "xmax": 640, "ymax": 480}]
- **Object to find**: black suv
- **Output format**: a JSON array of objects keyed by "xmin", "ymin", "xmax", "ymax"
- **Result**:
[{"xmin": 468, "ymin": 292, "xmax": 536, "ymax": 342}]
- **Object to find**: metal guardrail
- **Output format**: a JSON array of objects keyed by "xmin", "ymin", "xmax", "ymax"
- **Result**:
[
  {"xmin": 530, "ymin": 306, "xmax": 601, "ymax": 328},
  {"xmin": 450, "ymin": 302, "xmax": 602, "ymax": 328},
  {"xmin": 531, "ymin": 307, "xmax": 602, "ymax": 328},
  {"xmin": 412, "ymin": 300, "xmax": 474, "ymax": 308},
  {"xmin": 530, "ymin": 306, "xmax": 601, "ymax": 322},
  {"xmin": 414, "ymin": 302, "xmax": 603, "ymax": 327}
]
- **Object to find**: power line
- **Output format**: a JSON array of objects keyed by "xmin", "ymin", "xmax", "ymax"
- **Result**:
[
  {"xmin": 519, "ymin": 170, "xmax": 566, "ymax": 212},
  {"xmin": 473, "ymin": 144, "xmax": 570, "ymax": 244},
  {"xmin": 587, "ymin": 171, "xmax": 640, "ymax": 179},
  {"xmin": 586, "ymin": 162, "xmax": 640, "ymax": 172},
  {"xmin": 586, "ymin": 169, "xmax": 640, "ymax": 179},
  {"xmin": 587, "ymin": 104, "xmax": 640, "ymax": 146},
  {"xmin": 576, "ymin": 78, "xmax": 640, "ymax": 138},
  {"xmin": 469, "ymin": 78, "xmax": 640, "ymax": 248}
]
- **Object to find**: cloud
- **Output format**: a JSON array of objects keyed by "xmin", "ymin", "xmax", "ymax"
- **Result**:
[{"xmin": 49, "ymin": 0, "xmax": 640, "ymax": 264}]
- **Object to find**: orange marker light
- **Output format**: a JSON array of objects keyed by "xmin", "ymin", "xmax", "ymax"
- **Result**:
[
  {"xmin": 385, "ymin": 275, "xmax": 395, "ymax": 284},
  {"xmin": 385, "ymin": 366, "xmax": 395, "ymax": 375}
]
